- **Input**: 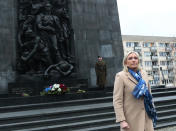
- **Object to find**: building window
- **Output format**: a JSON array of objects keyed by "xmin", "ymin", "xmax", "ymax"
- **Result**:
[
  {"xmin": 146, "ymin": 70, "xmax": 152, "ymax": 75},
  {"xmin": 173, "ymin": 43, "xmax": 176, "ymax": 47},
  {"xmin": 165, "ymin": 43, "xmax": 170, "ymax": 47},
  {"xmin": 144, "ymin": 52, "xmax": 151, "ymax": 57},
  {"xmin": 126, "ymin": 42, "xmax": 134, "ymax": 47},
  {"xmin": 149, "ymin": 80, "xmax": 159, "ymax": 85},
  {"xmin": 160, "ymin": 61, "xmax": 167, "ymax": 66},
  {"xmin": 159, "ymin": 43, "xmax": 165, "ymax": 47},
  {"xmin": 159, "ymin": 52, "xmax": 166, "ymax": 57},
  {"xmin": 145, "ymin": 61, "xmax": 152, "ymax": 66},
  {"xmin": 143, "ymin": 42, "xmax": 150, "ymax": 47},
  {"xmin": 134, "ymin": 42, "xmax": 140, "ymax": 47},
  {"xmin": 161, "ymin": 79, "xmax": 168, "ymax": 85},
  {"xmin": 162, "ymin": 70, "xmax": 168, "ymax": 75},
  {"xmin": 168, "ymin": 61, "xmax": 173, "ymax": 65}
]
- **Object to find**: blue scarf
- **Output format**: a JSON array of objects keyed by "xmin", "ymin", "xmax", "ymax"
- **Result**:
[{"xmin": 128, "ymin": 69, "xmax": 157, "ymax": 127}]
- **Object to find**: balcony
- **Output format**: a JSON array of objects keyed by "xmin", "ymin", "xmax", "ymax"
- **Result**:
[
  {"xmin": 168, "ymin": 73, "xmax": 175, "ymax": 78},
  {"xmin": 165, "ymin": 47, "xmax": 172, "ymax": 52},
  {"xmin": 150, "ymin": 47, "xmax": 157, "ymax": 52},
  {"xmin": 151, "ymin": 56, "xmax": 158, "ymax": 61},
  {"xmin": 152, "ymin": 65, "xmax": 159, "ymax": 70},
  {"xmin": 167, "ymin": 56, "xmax": 173, "ymax": 61},
  {"xmin": 134, "ymin": 46, "xmax": 141, "ymax": 52},
  {"xmin": 168, "ymin": 65, "xmax": 174, "ymax": 69},
  {"xmin": 153, "ymin": 74, "xmax": 160, "ymax": 80}
]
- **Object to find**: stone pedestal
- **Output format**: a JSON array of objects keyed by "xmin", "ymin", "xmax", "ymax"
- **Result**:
[{"xmin": 8, "ymin": 74, "xmax": 88, "ymax": 96}]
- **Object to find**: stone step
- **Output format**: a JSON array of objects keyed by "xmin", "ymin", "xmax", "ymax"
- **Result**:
[
  {"xmin": 157, "ymin": 108, "xmax": 176, "ymax": 117},
  {"xmin": 107, "ymin": 90, "xmax": 176, "ymax": 97},
  {"xmin": 8, "ymin": 113, "xmax": 176, "ymax": 131},
  {"xmin": 0, "ymin": 102, "xmax": 112, "ymax": 122},
  {"xmin": 154, "ymin": 96, "xmax": 176, "ymax": 106},
  {"xmin": 11, "ymin": 117, "xmax": 115, "ymax": 131},
  {"xmin": 155, "ymin": 121, "xmax": 176, "ymax": 130},
  {"xmin": 0, "ymin": 98, "xmax": 175, "ymax": 130},
  {"xmin": 0, "ymin": 107, "xmax": 113, "ymax": 128},
  {"xmin": 152, "ymin": 90, "xmax": 176, "ymax": 97},
  {"xmin": 74, "ymin": 124, "xmax": 120, "ymax": 131},
  {"xmin": 0, "ymin": 103, "xmax": 175, "ymax": 126},
  {"xmin": 0, "ymin": 91, "xmax": 175, "ymax": 130},
  {"xmin": 0, "ymin": 94, "xmax": 175, "ymax": 117},
  {"xmin": 0, "ymin": 96, "xmax": 112, "ymax": 113},
  {"xmin": 0, "ymin": 94, "xmax": 175, "ymax": 115},
  {"xmin": 73, "ymin": 121, "xmax": 176, "ymax": 131},
  {"xmin": 152, "ymin": 87, "xmax": 176, "ymax": 93},
  {"xmin": 157, "ymin": 114, "xmax": 176, "ymax": 124},
  {"xmin": 0, "ymin": 112, "xmax": 115, "ymax": 130},
  {"xmin": 156, "ymin": 103, "xmax": 176, "ymax": 111},
  {"xmin": 0, "ymin": 91, "xmax": 110, "ymax": 107}
]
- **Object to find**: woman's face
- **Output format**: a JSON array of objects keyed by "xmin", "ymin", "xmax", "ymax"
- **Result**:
[{"xmin": 125, "ymin": 53, "xmax": 139, "ymax": 71}]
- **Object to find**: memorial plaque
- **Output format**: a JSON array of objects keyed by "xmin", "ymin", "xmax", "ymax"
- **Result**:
[{"xmin": 101, "ymin": 44, "xmax": 114, "ymax": 58}]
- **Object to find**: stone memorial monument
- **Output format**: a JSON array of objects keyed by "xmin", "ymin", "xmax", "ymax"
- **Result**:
[{"xmin": 0, "ymin": 0, "xmax": 123, "ymax": 96}]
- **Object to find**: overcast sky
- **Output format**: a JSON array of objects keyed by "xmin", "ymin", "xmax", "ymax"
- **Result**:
[{"xmin": 117, "ymin": 0, "xmax": 176, "ymax": 37}]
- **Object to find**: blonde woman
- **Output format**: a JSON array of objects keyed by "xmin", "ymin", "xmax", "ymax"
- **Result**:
[{"xmin": 113, "ymin": 51, "xmax": 157, "ymax": 131}]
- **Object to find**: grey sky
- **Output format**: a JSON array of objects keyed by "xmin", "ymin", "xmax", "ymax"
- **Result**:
[{"xmin": 117, "ymin": 0, "xmax": 176, "ymax": 37}]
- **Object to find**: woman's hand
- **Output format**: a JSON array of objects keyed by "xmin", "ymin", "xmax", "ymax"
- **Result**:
[{"xmin": 120, "ymin": 121, "xmax": 130, "ymax": 129}]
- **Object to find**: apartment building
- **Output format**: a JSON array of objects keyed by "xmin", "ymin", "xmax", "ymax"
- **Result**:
[{"xmin": 122, "ymin": 35, "xmax": 176, "ymax": 87}]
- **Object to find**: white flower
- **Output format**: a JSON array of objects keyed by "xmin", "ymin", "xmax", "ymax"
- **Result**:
[
  {"xmin": 52, "ymin": 84, "xmax": 60, "ymax": 91},
  {"xmin": 51, "ymin": 87, "xmax": 55, "ymax": 91},
  {"xmin": 57, "ymin": 87, "xmax": 62, "ymax": 92},
  {"xmin": 54, "ymin": 84, "xmax": 60, "ymax": 88}
]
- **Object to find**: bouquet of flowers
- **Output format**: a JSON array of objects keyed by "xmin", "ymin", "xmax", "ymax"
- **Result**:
[{"xmin": 40, "ymin": 83, "xmax": 69, "ymax": 96}]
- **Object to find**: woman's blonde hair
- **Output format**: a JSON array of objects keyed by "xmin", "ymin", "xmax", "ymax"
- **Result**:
[{"xmin": 123, "ymin": 51, "xmax": 141, "ymax": 72}]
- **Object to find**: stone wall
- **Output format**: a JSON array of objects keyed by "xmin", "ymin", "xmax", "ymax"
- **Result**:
[
  {"xmin": 69, "ymin": 0, "xmax": 123, "ymax": 87},
  {"xmin": 0, "ymin": 0, "xmax": 17, "ymax": 94}
]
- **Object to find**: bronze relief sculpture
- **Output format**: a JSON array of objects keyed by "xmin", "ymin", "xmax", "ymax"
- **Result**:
[{"xmin": 17, "ymin": 0, "xmax": 74, "ymax": 77}]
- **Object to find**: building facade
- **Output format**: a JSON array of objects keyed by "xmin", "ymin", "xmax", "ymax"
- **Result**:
[{"xmin": 122, "ymin": 35, "xmax": 176, "ymax": 87}]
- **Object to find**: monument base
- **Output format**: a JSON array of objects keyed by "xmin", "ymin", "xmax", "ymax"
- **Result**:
[{"xmin": 8, "ymin": 74, "xmax": 88, "ymax": 97}]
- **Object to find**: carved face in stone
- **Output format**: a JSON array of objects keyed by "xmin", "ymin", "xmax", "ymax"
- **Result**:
[
  {"xmin": 24, "ymin": 28, "xmax": 35, "ymax": 39},
  {"xmin": 56, "ymin": 61, "xmax": 70, "ymax": 72},
  {"xmin": 60, "ymin": 63, "xmax": 70, "ymax": 72},
  {"xmin": 44, "ymin": 3, "xmax": 52, "ymax": 12}
]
